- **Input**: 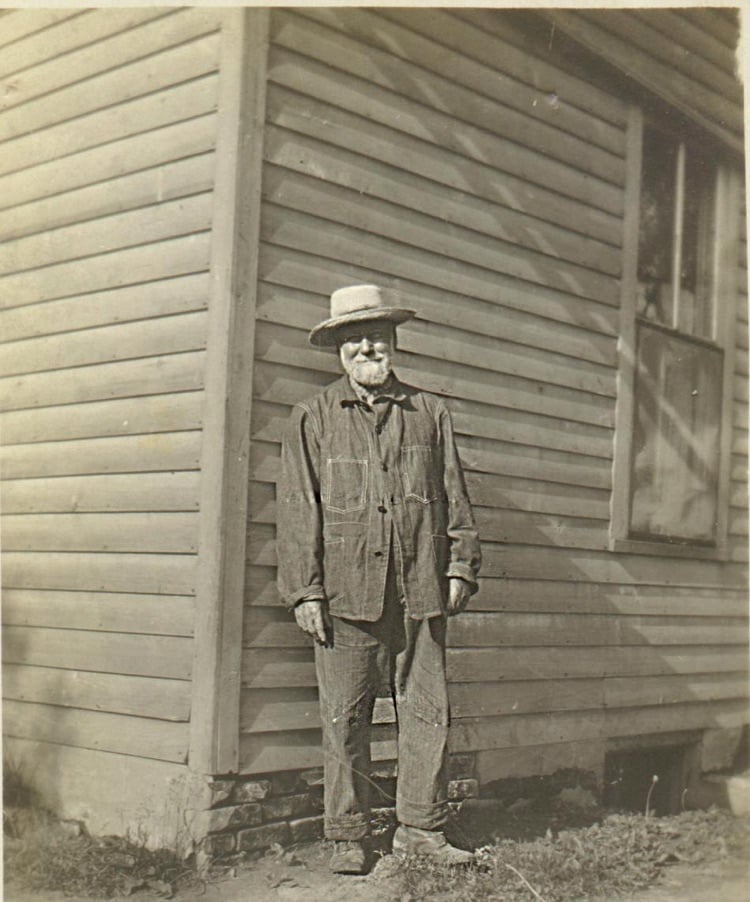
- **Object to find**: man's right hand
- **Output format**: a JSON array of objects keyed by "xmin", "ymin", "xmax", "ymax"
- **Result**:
[{"xmin": 294, "ymin": 599, "xmax": 332, "ymax": 646}]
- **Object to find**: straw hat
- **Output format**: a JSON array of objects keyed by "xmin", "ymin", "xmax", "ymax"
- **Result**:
[{"xmin": 309, "ymin": 285, "xmax": 415, "ymax": 347}]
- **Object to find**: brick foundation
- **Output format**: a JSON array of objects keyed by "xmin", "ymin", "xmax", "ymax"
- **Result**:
[{"xmin": 199, "ymin": 753, "xmax": 478, "ymax": 861}]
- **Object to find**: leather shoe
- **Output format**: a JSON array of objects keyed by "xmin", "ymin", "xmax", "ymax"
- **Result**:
[
  {"xmin": 392, "ymin": 824, "xmax": 474, "ymax": 865},
  {"xmin": 329, "ymin": 840, "xmax": 367, "ymax": 874}
]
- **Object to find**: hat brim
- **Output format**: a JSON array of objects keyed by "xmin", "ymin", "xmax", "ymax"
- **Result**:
[{"xmin": 309, "ymin": 307, "xmax": 416, "ymax": 347}]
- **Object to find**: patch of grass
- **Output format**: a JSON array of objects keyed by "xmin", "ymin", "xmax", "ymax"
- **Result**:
[{"xmin": 380, "ymin": 808, "xmax": 750, "ymax": 902}]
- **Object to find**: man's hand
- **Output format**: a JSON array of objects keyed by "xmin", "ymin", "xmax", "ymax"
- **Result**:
[
  {"xmin": 294, "ymin": 599, "xmax": 332, "ymax": 645},
  {"xmin": 446, "ymin": 577, "xmax": 472, "ymax": 617}
]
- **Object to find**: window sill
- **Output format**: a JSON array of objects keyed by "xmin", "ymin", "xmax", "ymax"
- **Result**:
[{"xmin": 609, "ymin": 536, "xmax": 728, "ymax": 561}]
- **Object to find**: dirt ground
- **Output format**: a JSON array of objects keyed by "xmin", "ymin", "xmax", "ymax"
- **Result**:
[{"xmin": 5, "ymin": 836, "xmax": 749, "ymax": 902}]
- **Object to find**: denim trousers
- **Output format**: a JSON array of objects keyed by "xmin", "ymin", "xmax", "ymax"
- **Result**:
[{"xmin": 314, "ymin": 568, "xmax": 450, "ymax": 840}]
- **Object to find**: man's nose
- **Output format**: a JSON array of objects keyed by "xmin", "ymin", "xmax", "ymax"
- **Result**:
[{"xmin": 359, "ymin": 338, "xmax": 373, "ymax": 353}]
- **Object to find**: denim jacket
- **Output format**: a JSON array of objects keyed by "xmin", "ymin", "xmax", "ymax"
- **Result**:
[{"xmin": 277, "ymin": 375, "xmax": 481, "ymax": 621}]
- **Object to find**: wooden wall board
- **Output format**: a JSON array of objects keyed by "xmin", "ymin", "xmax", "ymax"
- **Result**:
[
  {"xmin": 603, "ymin": 9, "xmax": 741, "ymax": 102},
  {"xmin": 2, "ymin": 589, "xmax": 194, "ymax": 636},
  {"xmin": 0, "ymin": 311, "xmax": 208, "ymax": 378},
  {"xmin": 0, "ymin": 194, "xmax": 213, "ymax": 276},
  {"xmin": 2, "ymin": 552, "xmax": 196, "ymax": 595},
  {"xmin": 542, "ymin": 10, "xmax": 743, "ymax": 151},
  {"xmin": 0, "ymin": 9, "xmax": 85, "ymax": 49},
  {"xmin": 264, "ymin": 87, "xmax": 623, "ymax": 249},
  {"xmin": 447, "ymin": 8, "xmax": 629, "ymax": 128},
  {"xmin": 478, "ymin": 545, "xmax": 747, "ymax": 588},
  {"xmin": 2, "ymin": 626, "xmax": 193, "ymax": 679},
  {"xmin": 604, "ymin": 700, "xmax": 749, "ymax": 737},
  {"xmin": 0, "ymin": 433, "xmax": 202, "ymax": 480},
  {"xmin": 260, "ymin": 210, "xmax": 620, "ymax": 349},
  {"xmin": 0, "ymin": 8, "xmax": 173, "ymax": 79},
  {"xmin": 0, "ymin": 114, "xmax": 217, "ymax": 212},
  {"xmin": 638, "ymin": 9, "xmax": 739, "ymax": 78},
  {"xmin": 469, "ymin": 580, "xmax": 750, "ymax": 619},
  {"xmin": 603, "ymin": 674, "xmax": 748, "ymax": 709},
  {"xmin": 5, "ymin": 154, "xmax": 215, "ymax": 243},
  {"xmin": 0, "ymin": 393, "xmax": 203, "ymax": 445},
  {"xmin": 446, "ymin": 645, "xmax": 749, "ymax": 683},
  {"xmin": 262, "ymin": 172, "xmax": 620, "ymax": 309},
  {"xmin": 0, "ymin": 75, "xmax": 220, "ymax": 177},
  {"xmin": 2, "ymin": 33, "xmax": 221, "ymax": 142},
  {"xmin": 312, "ymin": 7, "xmax": 627, "ymax": 152},
  {"xmin": 273, "ymin": 9, "xmax": 626, "ymax": 187},
  {"xmin": 3, "ymin": 700, "xmax": 189, "ymax": 763},
  {"xmin": 0, "ymin": 233, "xmax": 212, "ymax": 309},
  {"xmin": 242, "ymin": 648, "xmax": 316, "ymax": 690},
  {"xmin": 1, "ymin": 273, "xmax": 210, "ymax": 343},
  {"xmin": 2, "ymin": 351, "xmax": 206, "ymax": 411},
  {"xmin": 683, "ymin": 7, "xmax": 739, "ymax": 48},
  {"xmin": 2, "ymin": 10, "xmax": 219, "ymax": 108},
  {"xmin": 267, "ymin": 47, "xmax": 624, "ymax": 217},
  {"xmin": 264, "ymin": 128, "xmax": 622, "ymax": 278},
  {"xmin": 1, "ymin": 473, "xmax": 200, "ymax": 514},
  {"xmin": 2, "ymin": 512, "xmax": 199, "ymax": 553},
  {"xmin": 2, "ymin": 664, "xmax": 191, "ymax": 722}
]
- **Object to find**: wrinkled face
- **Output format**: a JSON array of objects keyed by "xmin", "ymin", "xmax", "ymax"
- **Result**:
[{"xmin": 337, "ymin": 321, "xmax": 395, "ymax": 388}]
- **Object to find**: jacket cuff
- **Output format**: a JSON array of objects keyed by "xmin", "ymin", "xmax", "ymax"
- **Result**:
[
  {"xmin": 287, "ymin": 584, "xmax": 326, "ymax": 608},
  {"xmin": 446, "ymin": 564, "xmax": 478, "ymax": 594}
]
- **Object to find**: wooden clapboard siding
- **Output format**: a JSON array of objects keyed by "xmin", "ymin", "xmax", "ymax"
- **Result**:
[
  {"xmin": 2, "ymin": 626, "xmax": 192, "ymax": 679},
  {"xmin": 1, "ymin": 10, "xmax": 218, "ymax": 111},
  {"xmin": 3, "ymin": 701, "xmax": 189, "ymax": 763},
  {"xmin": 539, "ymin": 9, "xmax": 743, "ymax": 153},
  {"xmin": 239, "ymin": 7, "xmax": 749, "ymax": 777},
  {"xmin": 2, "ymin": 513, "xmax": 199, "ymax": 553},
  {"xmin": 0, "ymin": 434, "xmax": 202, "ymax": 480},
  {"xmin": 4, "ymin": 155, "xmax": 215, "ymax": 244},
  {"xmin": 2, "ymin": 589, "xmax": 194, "ymax": 636},
  {"xmin": 3, "ymin": 664, "xmax": 191, "ymax": 722},
  {"xmin": 0, "ymin": 115, "xmax": 218, "ymax": 213},
  {"xmin": 0, "ymin": 273, "xmax": 210, "ymax": 343},
  {"xmin": 0, "ymin": 7, "xmax": 227, "ymax": 768}
]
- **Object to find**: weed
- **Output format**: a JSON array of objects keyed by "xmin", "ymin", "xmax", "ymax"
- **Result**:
[
  {"xmin": 378, "ymin": 807, "xmax": 750, "ymax": 902},
  {"xmin": 3, "ymin": 760, "xmax": 202, "ymax": 899}
]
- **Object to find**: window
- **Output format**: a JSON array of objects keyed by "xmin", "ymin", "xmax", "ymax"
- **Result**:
[{"xmin": 611, "ymin": 111, "xmax": 741, "ymax": 557}]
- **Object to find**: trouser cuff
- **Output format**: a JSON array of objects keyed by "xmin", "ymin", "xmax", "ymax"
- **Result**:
[
  {"xmin": 324, "ymin": 813, "xmax": 370, "ymax": 841},
  {"xmin": 396, "ymin": 796, "xmax": 449, "ymax": 831}
]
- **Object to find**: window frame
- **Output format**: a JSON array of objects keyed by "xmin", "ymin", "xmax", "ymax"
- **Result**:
[{"xmin": 610, "ymin": 106, "xmax": 742, "ymax": 561}]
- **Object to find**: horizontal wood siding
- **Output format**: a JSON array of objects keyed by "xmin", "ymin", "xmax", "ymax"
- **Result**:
[
  {"xmin": 540, "ymin": 8, "xmax": 743, "ymax": 155},
  {"xmin": 239, "ymin": 8, "xmax": 748, "ymax": 776},
  {"xmin": 0, "ymin": 8, "xmax": 225, "ymax": 764}
]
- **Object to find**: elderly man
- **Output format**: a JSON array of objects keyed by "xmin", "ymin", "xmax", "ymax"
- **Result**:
[{"xmin": 277, "ymin": 285, "xmax": 481, "ymax": 874}]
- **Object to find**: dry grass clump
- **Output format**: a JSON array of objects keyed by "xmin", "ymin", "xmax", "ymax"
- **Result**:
[
  {"xmin": 3, "ymin": 761, "xmax": 199, "ymax": 899},
  {"xmin": 386, "ymin": 807, "xmax": 750, "ymax": 902}
]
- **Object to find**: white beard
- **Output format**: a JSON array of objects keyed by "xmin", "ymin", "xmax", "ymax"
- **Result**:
[{"xmin": 346, "ymin": 358, "xmax": 392, "ymax": 388}]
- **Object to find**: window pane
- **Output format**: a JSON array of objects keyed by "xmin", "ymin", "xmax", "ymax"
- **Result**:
[
  {"xmin": 630, "ymin": 323, "xmax": 723, "ymax": 543},
  {"xmin": 681, "ymin": 150, "xmax": 716, "ymax": 340},
  {"xmin": 637, "ymin": 126, "xmax": 677, "ymax": 327}
]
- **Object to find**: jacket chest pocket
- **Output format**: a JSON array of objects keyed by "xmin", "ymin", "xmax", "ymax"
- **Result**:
[
  {"xmin": 325, "ymin": 458, "xmax": 368, "ymax": 513},
  {"xmin": 401, "ymin": 444, "xmax": 441, "ymax": 503}
]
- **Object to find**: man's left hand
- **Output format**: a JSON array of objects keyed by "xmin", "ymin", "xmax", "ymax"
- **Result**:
[{"xmin": 446, "ymin": 577, "xmax": 472, "ymax": 616}]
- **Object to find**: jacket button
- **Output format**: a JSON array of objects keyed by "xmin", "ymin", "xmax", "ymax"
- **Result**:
[
  {"xmin": 374, "ymin": 551, "xmax": 383, "ymax": 557},
  {"xmin": 377, "ymin": 505, "xmax": 387, "ymax": 513}
]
